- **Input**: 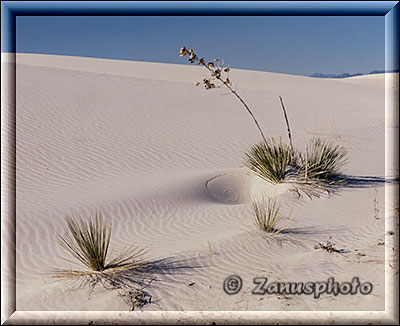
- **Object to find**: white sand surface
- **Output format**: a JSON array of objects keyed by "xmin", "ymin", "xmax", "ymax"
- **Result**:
[{"xmin": 2, "ymin": 53, "xmax": 398, "ymax": 312}]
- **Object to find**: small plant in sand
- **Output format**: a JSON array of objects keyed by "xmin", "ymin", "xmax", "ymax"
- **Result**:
[
  {"xmin": 245, "ymin": 138, "xmax": 292, "ymax": 184},
  {"xmin": 253, "ymin": 197, "xmax": 288, "ymax": 234},
  {"xmin": 296, "ymin": 137, "xmax": 348, "ymax": 182},
  {"xmin": 373, "ymin": 188, "xmax": 380, "ymax": 219},
  {"xmin": 313, "ymin": 240, "xmax": 339, "ymax": 253},
  {"xmin": 52, "ymin": 212, "xmax": 148, "ymax": 291},
  {"xmin": 207, "ymin": 240, "xmax": 214, "ymax": 257}
]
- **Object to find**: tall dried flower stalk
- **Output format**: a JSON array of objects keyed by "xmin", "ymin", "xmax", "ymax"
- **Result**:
[
  {"xmin": 180, "ymin": 46, "xmax": 267, "ymax": 144},
  {"xmin": 278, "ymin": 95, "xmax": 294, "ymax": 160}
]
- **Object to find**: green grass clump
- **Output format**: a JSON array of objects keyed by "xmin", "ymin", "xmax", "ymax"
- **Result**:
[
  {"xmin": 253, "ymin": 197, "xmax": 284, "ymax": 234},
  {"xmin": 54, "ymin": 212, "xmax": 146, "ymax": 278},
  {"xmin": 245, "ymin": 138, "xmax": 292, "ymax": 184},
  {"xmin": 58, "ymin": 213, "xmax": 111, "ymax": 271},
  {"xmin": 297, "ymin": 137, "xmax": 348, "ymax": 182}
]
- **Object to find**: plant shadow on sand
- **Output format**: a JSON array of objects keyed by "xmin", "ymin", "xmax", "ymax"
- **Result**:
[
  {"xmin": 53, "ymin": 255, "xmax": 208, "ymax": 310},
  {"xmin": 252, "ymin": 225, "xmax": 351, "ymax": 253},
  {"xmin": 343, "ymin": 175, "xmax": 398, "ymax": 188},
  {"xmin": 290, "ymin": 174, "xmax": 398, "ymax": 199},
  {"xmin": 203, "ymin": 171, "xmax": 399, "ymax": 205}
]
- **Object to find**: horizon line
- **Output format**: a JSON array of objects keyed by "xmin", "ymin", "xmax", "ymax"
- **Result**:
[{"xmin": 3, "ymin": 51, "xmax": 393, "ymax": 78}]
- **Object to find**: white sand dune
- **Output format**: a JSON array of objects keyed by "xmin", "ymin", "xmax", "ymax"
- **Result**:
[{"xmin": 2, "ymin": 53, "xmax": 397, "ymax": 312}]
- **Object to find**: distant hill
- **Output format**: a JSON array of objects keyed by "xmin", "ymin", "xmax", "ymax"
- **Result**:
[{"xmin": 310, "ymin": 69, "xmax": 399, "ymax": 78}]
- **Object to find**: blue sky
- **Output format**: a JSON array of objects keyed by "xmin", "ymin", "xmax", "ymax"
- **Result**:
[{"xmin": 16, "ymin": 16, "xmax": 385, "ymax": 76}]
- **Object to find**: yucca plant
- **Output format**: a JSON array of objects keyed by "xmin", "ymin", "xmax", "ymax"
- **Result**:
[
  {"xmin": 296, "ymin": 137, "xmax": 348, "ymax": 182},
  {"xmin": 253, "ymin": 197, "xmax": 286, "ymax": 234},
  {"xmin": 58, "ymin": 213, "xmax": 111, "ymax": 271},
  {"xmin": 53, "ymin": 212, "xmax": 147, "ymax": 279},
  {"xmin": 179, "ymin": 46, "xmax": 350, "ymax": 192},
  {"xmin": 245, "ymin": 138, "xmax": 292, "ymax": 184}
]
